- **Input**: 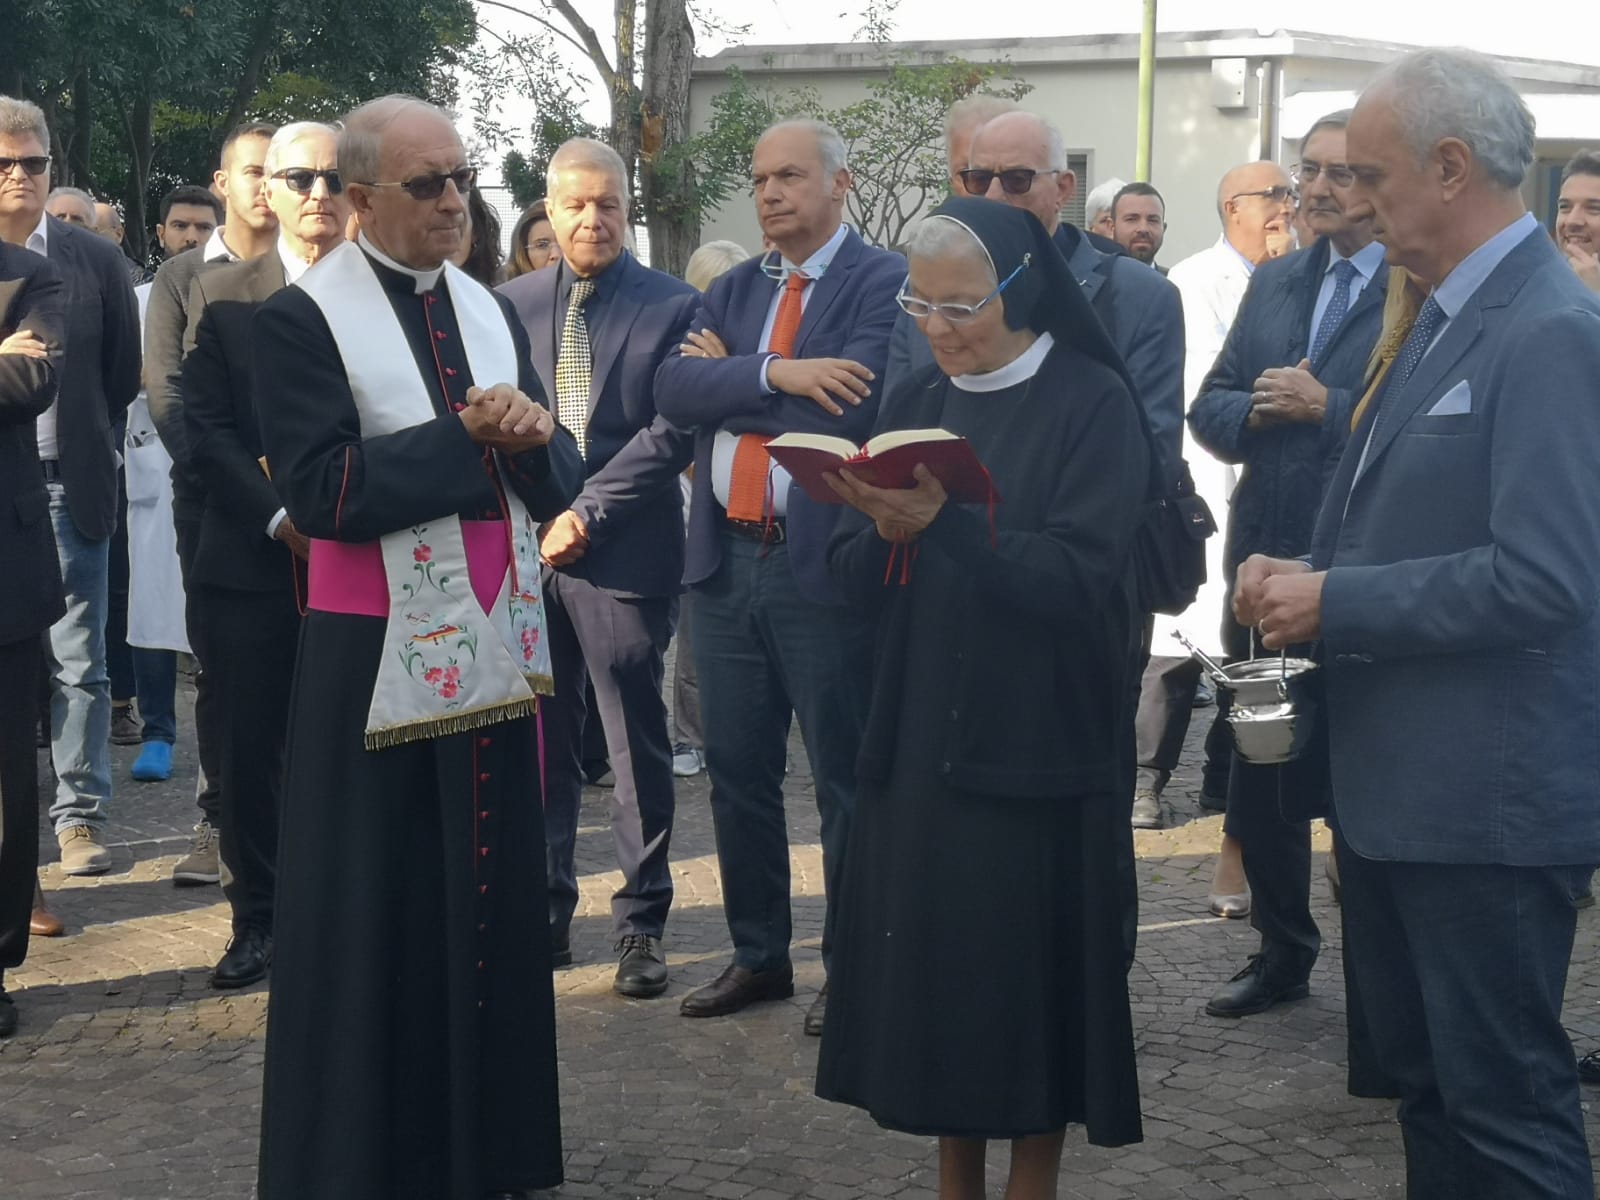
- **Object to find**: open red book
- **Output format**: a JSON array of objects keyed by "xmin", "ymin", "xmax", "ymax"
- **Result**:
[{"xmin": 765, "ymin": 428, "xmax": 1000, "ymax": 505}]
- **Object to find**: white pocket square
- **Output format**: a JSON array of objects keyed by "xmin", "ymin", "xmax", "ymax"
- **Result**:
[{"xmin": 1424, "ymin": 380, "xmax": 1472, "ymax": 416}]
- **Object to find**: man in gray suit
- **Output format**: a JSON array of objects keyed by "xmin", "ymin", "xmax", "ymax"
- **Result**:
[{"xmin": 1238, "ymin": 49, "xmax": 1600, "ymax": 1199}]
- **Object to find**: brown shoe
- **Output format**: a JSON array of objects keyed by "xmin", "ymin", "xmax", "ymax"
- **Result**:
[
  {"xmin": 679, "ymin": 962, "xmax": 794, "ymax": 1018},
  {"xmin": 29, "ymin": 876, "xmax": 63, "ymax": 938},
  {"xmin": 803, "ymin": 981, "xmax": 828, "ymax": 1037}
]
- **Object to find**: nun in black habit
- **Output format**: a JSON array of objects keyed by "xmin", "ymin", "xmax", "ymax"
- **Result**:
[{"xmin": 815, "ymin": 198, "xmax": 1154, "ymax": 1197}]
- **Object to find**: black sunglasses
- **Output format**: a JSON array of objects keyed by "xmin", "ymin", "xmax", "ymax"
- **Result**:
[
  {"xmin": 272, "ymin": 167, "xmax": 344, "ymax": 195},
  {"xmin": 359, "ymin": 167, "xmax": 476, "ymax": 201},
  {"xmin": 958, "ymin": 167, "xmax": 1060, "ymax": 197},
  {"xmin": 0, "ymin": 155, "xmax": 51, "ymax": 178}
]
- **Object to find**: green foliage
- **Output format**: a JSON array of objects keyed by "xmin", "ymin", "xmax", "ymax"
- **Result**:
[{"xmin": 679, "ymin": 56, "xmax": 1031, "ymax": 248}]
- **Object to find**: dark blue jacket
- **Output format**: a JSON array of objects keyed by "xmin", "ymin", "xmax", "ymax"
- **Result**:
[
  {"xmin": 499, "ymin": 252, "xmax": 698, "ymax": 598},
  {"xmin": 655, "ymin": 227, "xmax": 903, "ymax": 605},
  {"xmin": 1312, "ymin": 227, "xmax": 1600, "ymax": 866},
  {"xmin": 1188, "ymin": 238, "xmax": 1387, "ymax": 575}
]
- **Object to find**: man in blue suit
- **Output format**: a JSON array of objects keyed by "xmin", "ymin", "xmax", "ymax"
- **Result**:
[
  {"xmin": 499, "ymin": 138, "xmax": 698, "ymax": 999},
  {"xmin": 1239, "ymin": 49, "xmax": 1600, "ymax": 1199},
  {"xmin": 655, "ymin": 118, "xmax": 902, "ymax": 1034},
  {"xmin": 1188, "ymin": 109, "xmax": 1387, "ymax": 1018}
]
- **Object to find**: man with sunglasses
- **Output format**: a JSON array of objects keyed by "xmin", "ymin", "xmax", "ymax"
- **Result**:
[
  {"xmin": 145, "ymin": 120, "xmax": 279, "ymax": 890},
  {"xmin": 178, "ymin": 122, "xmax": 348, "ymax": 992},
  {"xmin": 656, "ymin": 118, "xmax": 902, "ymax": 1036},
  {"xmin": 0, "ymin": 96, "xmax": 141, "ymax": 881},
  {"xmin": 252, "ymin": 96, "xmax": 580, "ymax": 1200},
  {"xmin": 1187, "ymin": 111, "xmax": 1386, "ymax": 1020}
]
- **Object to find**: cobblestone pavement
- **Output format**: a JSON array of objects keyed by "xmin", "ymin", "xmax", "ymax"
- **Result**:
[{"xmin": 6, "ymin": 676, "xmax": 1600, "ymax": 1198}]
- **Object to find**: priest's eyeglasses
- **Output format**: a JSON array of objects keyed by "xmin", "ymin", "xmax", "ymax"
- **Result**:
[
  {"xmin": 896, "ymin": 255, "xmax": 1030, "ymax": 324},
  {"xmin": 0, "ymin": 155, "xmax": 51, "ymax": 178},
  {"xmin": 957, "ymin": 167, "xmax": 1060, "ymax": 197},
  {"xmin": 272, "ymin": 168, "xmax": 344, "ymax": 195},
  {"xmin": 359, "ymin": 167, "xmax": 477, "ymax": 201}
]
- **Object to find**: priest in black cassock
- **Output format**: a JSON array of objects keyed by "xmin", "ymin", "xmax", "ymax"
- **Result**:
[{"xmin": 252, "ymin": 96, "xmax": 582, "ymax": 1200}]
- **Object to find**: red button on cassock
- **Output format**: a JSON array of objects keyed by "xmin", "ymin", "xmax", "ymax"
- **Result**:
[
  {"xmin": 480, "ymin": 846, "xmax": 490, "ymax": 858},
  {"xmin": 479, "ymin": 772, "xmax": 491, "ymax": 783}
]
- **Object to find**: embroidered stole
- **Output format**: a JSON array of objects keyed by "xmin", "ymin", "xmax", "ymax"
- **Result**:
[{"xmin": 296, "ymin": 242, "xmax": 554, "ymax": 750}]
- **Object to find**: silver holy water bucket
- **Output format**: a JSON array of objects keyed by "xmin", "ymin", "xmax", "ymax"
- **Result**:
[{"xmin": 1172, "ymin": 633, "xmax": 1321, "ymax": 766}]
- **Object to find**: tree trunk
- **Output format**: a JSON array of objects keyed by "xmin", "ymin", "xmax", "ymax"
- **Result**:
[
  {"xmin": 223, "ymin": 1, "xmax": 280, "ymax": 132},
  {"xmin": 66, "ymin": 67, "xmax": 92, "ymax": 187},
  {"xmin": 609, "ymin": 0, "xmax": 641, "ymax": 198},
  {"xmin": 639, "ymin": 0, "xmax": 697, "ymax": 276},
  {"xmin": 120, "ymin": 91, "xmax": 154, "ymax": 266}
]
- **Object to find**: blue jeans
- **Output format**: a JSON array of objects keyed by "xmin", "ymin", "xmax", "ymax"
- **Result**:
[
  {"xmin": 692, "ymin": 535, "xmax": 874, "ymax": 972},
  {"xmin": 133, "ymin": 647, "xmax": 178, "ymax": 744},
  {"xmin": 45, "ymin": 481, "xmax": 112, "ymax": 833}
]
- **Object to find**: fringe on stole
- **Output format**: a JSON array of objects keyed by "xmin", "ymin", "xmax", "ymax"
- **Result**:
[{"xmin": 362, "ymin": 673, "xmax": 555, "ymax": 751}]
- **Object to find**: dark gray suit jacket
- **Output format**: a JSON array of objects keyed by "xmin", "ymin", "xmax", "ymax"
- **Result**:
[
  {"xmin": 44, "ymin": 217, "xmax": 141, "ymax": 540},
  {"xmin": 0, "ymin": 242, "xmax": 66, "ymax": 643},
  {"xmin": 498, "ymin": 252, "xmax": 697, "ymax": 598},
  {"xmin": 1313, "ymin": 226, "xmax": 1600, "ymax": 865}
]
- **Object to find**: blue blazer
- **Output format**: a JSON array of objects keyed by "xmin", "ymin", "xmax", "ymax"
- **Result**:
[
  {"xmin": 1189, "ymin": 239, "xmax": 1387, "ymax": 574},
  {"xmin": 499, "ymin": 253, "xmax": 698, "ymax": 598},
  {"xmin": 886, "ymin": 223, "xmax": 1184, "ymax": 489},
  {"xmin": 1312, "ymin": 229, "xmax": 1600, "ymax": 866},
  {"xmin": 654, "ymin": 227, "xmax": 904, "ymax": 605}
]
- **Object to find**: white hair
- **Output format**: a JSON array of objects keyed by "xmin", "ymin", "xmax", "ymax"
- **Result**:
[
  {"xmin": 903, "ymin": 215, "xmax": 997, "ymax": 286},
  {"xmin": 684, "ymin": 240, "xmax": 749, "ymax": 291},
  {"xmin": 1367, "ymin": 48, "xmax": 1535, "ymax": 190},
  {"xmin": 761, "ymin": 118, "xmax": 848, "ymax": 176},
  {"xmin": 264, "ymin": 122, "xmax": 340, "ymax": 176},
  {"xmin": 546, "ymin": 137, "xmax": 631, "ymax": 203},
  {"xmin": 0, "ymin": 95, "xmax": 49, "ymax": 148},
  {"xmin": 972, "ymin": 111, "xmax": 1068, "ymax": 173},
  {"xmin": 1084, "ymin": 178, "xmax": 1128, "ymax": 224}
]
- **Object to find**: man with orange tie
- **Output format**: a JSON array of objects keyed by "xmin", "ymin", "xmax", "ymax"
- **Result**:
[{"xmin": 655, "ymin": 118, "xmax": 902, "ymax": 1036}]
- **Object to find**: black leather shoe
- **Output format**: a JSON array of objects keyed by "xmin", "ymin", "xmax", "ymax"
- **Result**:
[
  {"xmin": 614, "ymin": 934, "xmax": 668, "ymax": 998},
  {"xmin": 803, "ymin": 982, "xmax": 828, "ymax": 1037},
  {"xmin": 1579, "ymin": 1050, "xmax": 1600, "ymax": 1086},
  {"xmin": 1197, "ymin": 784, "xmax": 1228, "ymax": 813},
  {"xmin": 212, "ymin": 928, "xmax": 272, "ymax": 990},
  {"xmin": 1205, "ymin": 952, "xmax": 1310, "ymax": 1018},
  {"xmin": 550, "ymin": 929, "xmax": 572, "ymax": 969},
  {"xmin": 680, "ymin": 962, "xmax": 794, "ymax": 1018},
  {"xmin": 0, "ymin": 988, "xmax": 15, "ymax": 1038}
]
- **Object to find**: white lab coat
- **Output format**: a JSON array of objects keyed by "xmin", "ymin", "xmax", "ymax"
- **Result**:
[
  {"xmin": 125, "ymin": 282, "xmax": 190, "ymax": 653},
  {"xmin": 1154, "ymin": 236, "xmax": 1255, "ymax": 658}
]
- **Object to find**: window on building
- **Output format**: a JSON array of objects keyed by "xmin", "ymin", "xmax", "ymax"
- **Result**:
[{"xmin": 1059, "ymin": 152, "xmax": 1091, "ymax": 228}]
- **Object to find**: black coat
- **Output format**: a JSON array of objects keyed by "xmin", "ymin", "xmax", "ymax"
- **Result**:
[
  {"xmin": 43, "ymin": 217, "xmax": 142, "ymax": 540},
  {"xmin": 0, "ymin": 242, "xmax": 66, "ymax": 643},
  {"xmin": 181, "ymin": 251, "xmax": 296, "ymax": 593},
  {"xmin": 829, "ymin": 341, "xmax": 1150, "ymax": 800},
  {"xmin": 1187, "ymin": 239, "xmax": 1387, "ymax": 578}
]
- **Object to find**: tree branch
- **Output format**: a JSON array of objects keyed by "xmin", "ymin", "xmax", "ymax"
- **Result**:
[{"xmin": 475, "ymin": 0, "xmax": 599, "ymax": 69}]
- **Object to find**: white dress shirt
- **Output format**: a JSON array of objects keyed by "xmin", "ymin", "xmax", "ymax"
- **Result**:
[{"xmin": 710, "ymin": 222, "xmax": 851, "ymax": 517}]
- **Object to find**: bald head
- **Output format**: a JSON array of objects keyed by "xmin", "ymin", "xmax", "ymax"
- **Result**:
[
  {"xmin": 1216, "ymin": 161, "xmax": 1294, "ymax": 265},
  {"xmin": 964, "ymin": 111, "xmax": 1074, "ymax": 235},
  {"xmin": 943, "ymin": 95, "xmax": 1021, "ymax": 187},
  {"xmin": 340, "ymin": 94, "xmax": 469, "ymax": 269}
]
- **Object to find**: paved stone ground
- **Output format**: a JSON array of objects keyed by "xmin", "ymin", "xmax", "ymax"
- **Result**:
[{"xmin": 6, "ymin": 673, "xmax": 1600, "ymax": 1198}]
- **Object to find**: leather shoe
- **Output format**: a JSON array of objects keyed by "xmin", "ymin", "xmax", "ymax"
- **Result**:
[
  {"xmin": 1131, "ymin": 787, "xmax": 1164, "ymax": 830},
  {"xmin": 550, "ymin": 929, "xmax": 572, "ymax": 969},
  {"xmin": 803, "ymin": 982, "xmax": 828, "ymax": 1037},
  {"xmin": 0, "ymin": 988, "xmax": 15, "ymax": 1038},
  {"xmin": 1205, "ymin": 951, "xmax": 1310, "ymax": 1018},
  {"xmin": 212, "ymin": 928, "xmax": 272, "ymax": 989},
  {"xmin": 30, "ymin": 876, "xmax": 63, "ymax": 938},
  {"xmin": 680, "ymin": 962, "xmax": 794, "ymax": 1018},
  {"xmin": 613, "ymin": 934, "xmax": 668, "ymax": 998},
  {"xmin": 1579, "ymin": 1049, "xmax": 1600, "ymax": 1086}
]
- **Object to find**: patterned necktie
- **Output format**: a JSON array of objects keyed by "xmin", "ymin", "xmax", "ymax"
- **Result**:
[
  {"xmin": 726, "ymin": 271, "xmax": 809, "ymax": 522},
  {"xmin": 556, "ymin": 277, "xmax": 596, "ymax": 458},
  {"xmin": 1363, "ymin": 294, "xmax": 1446, "ymax": 447},
  {"xmin": 1308, "ymin": 259, "xmax": 1358, "ymax": 365}
]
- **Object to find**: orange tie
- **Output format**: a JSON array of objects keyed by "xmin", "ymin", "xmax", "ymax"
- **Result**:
[{"xmin": 727, "ymin": 271, "xmax": 809, "ymax": 521}]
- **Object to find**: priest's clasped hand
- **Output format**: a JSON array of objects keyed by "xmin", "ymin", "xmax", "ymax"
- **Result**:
[
  {"xmin": 1231, "ymin": 553, "xmax": 1325, "ymax": 650},
  {"xmin": 461, "ymin": 383, "xmax": 556, "ymax": 453},
  {"xmin": 825, "ymin": 463, "xmax": 947, "ymax": 545}
]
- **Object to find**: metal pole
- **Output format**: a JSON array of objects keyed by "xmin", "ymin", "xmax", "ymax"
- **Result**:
[{"xmin": 1136, "ymin": 0, "xmax": 1156, "ymax": 180}]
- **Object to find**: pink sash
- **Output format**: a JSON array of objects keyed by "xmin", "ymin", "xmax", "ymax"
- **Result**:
[{"xmin": 308, "ymin": 520, "xmax": 511, "ymax": 618}]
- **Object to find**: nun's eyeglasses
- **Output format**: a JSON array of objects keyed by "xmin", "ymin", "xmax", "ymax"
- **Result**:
[{"xmin": 896, "ymin": 257, "xmax": 1029, "ymax": 324}]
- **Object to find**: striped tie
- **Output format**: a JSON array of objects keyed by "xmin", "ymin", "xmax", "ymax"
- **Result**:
[{"xmin": 726, "ymin": 271, "xmax": 809, "ymax": 522}]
